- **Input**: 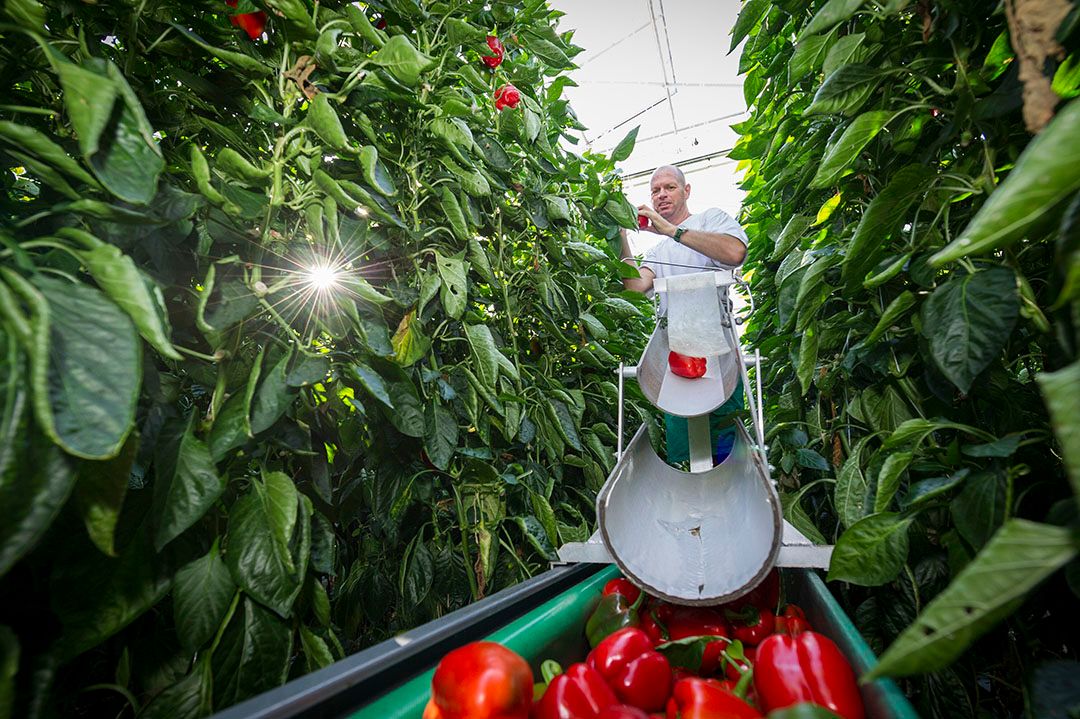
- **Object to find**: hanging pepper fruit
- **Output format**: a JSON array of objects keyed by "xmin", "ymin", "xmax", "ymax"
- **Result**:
[
  {"xmin": 665, "ymin": 677, "xmax": 762, "ymax": 719},
  {"xmin": 587, "ymin": 628, "xmax": 672, "ymax": 713},
  {"xmin": 534, "ymin": 662, "xmax": 617, "ymax": 719},
  {"xmin": 602, "ymin": 578, "xmax": 642, "ymax": 606},
  {"xmin": 482, "ymin": 35, "xmax": 505, "ymax": 68},
  {"xmin": 494, "ymin": 83, "xmax": 522, "ymax": 110},
  {"xmin": 668, "ymin": 351, "xmax": 706, "ymax": 379},
  {"xmin": 754, "ymin": 632, "xmax": 865, "ymax": 719},
  {"xmin": 724, "ymin": 607, "xmax": 776, "ymax": 647},
  {"xmin": 422, "ymin": 642, "xmax": 533, "ymax": 719},
  {"xmin": 774, "ymin": 605, "xmax": 811, "ymax": 636},
  {"xmin": 586, "ymin": 588, "xmax": 644, "ymax": 648},
  {"xmin": 225, "ymin": 0, "xmax": 267, "ymax": 39},
  {"xmin": 663, "ymin": 607, "xmax": 729, "ymax": 676}
]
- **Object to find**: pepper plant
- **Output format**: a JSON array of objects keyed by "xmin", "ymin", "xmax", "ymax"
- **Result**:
[
  {"xmin": 732, "ymin": 0, "xmax": 1080, "ymax": 714},
  {"xmin": 0, "ymin": 0, "xmax": 654, "ymax": 716}
]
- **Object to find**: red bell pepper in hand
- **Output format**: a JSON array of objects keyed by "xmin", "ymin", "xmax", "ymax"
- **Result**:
[
  {"xmin": 638, "ymin": 214, "xmax": 650, "ymax": 229},
  {"xmin": 665, "ymin": 677, "xmax": 762, "ymax": 719},
  {"xmin": 494, "ymin": 84, "xmax": 522, "ymax": 110},
  {"xmin": 774, "ymin": 605, "xmax": 811, "ymax": 636},
  {"xmin": 224, "ymin": 0, "xmax": 267, "ymax": 39},
  {"xmin": 754, "ymin": 632, "xmax": 865, "ymax": 719},
  {"xmin": 588, "ymin": 628, "xmax": 673, "ymax": 713},
  {"xmin": 534, "ymin": 662, "xmax": 618, "ymax": 719},
  {"xmin": 664, "ymin": 607, "xmax": 730, "ymax": 676},
  {"xmin": 423, "ymin": 642, "xmax": 532, "ymax": 719},
  {"xmin": 603, "ymin": 578, "xmax": 643, "ymax": 606},
  {"xmin": 725, "ymin": 607, "xmax": 776, "ymax": 647},
  {"xmin": 668, "ymin": 351, "xmax": 706, "ymax": 379},
  {"xmin": 483, "ymin": 35, "xmax": 505, "ymax": 68}
]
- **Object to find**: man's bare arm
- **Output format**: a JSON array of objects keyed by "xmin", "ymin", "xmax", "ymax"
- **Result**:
[
  {"xmin": 619, "ymin": 229, "xmax": 656, "ymax": 293},
  {"xmin": 637, "ymin": 207, "xmax": 747, "ymax": 266}
]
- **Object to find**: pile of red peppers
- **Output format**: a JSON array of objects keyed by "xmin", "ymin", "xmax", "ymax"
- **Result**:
[{"xmin": 423, "ymin": 570, "xmax": 867, "ymax": 719}]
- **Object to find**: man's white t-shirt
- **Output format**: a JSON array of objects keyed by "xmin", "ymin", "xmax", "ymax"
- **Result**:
[{"xmin": 636, "ymin": 207, "xmax": 749, "ymax": 315}]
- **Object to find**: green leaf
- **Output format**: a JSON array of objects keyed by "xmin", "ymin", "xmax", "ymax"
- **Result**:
[
  {"xmin": 798, "ymin": 0, "xmax": 869, "ymax": 40},
  {"xmin": 139, "ymin": 656, "xmax": 212, "ymax": 719},
  {"xmin": 530, "ymin": 490, "xmax": 559, "ymax": 548},
  {"xmin": 440, "ymin": 187, "xmax": 469, "ymax": 241},
  {"xmin": 0, "ymin": 625, "xmax": 17, "ymax": 719},
  {"xmin": 75, "ymin": 434, "xmax": 135, "ymax": 557},
  {"xmin": 921, "ymin": 266, "xmax": 1019, "ymax": 394},
  {"xmin": 385, "ymin": 378, "xmax": 425, "ymax": 437},
  {"xmin": 813, "ymin": 192, "xmax": 842, "ymax": 225},
  {"xmin": 0, "ymin": 121, "xmax": 100, "ymax": 188},
  {"xmin": 811, "ymin": 110, "xmax": 894, "ymax": 188},
  {"xmin": 350, "ymin": 362, "xmax": 393, "ymax": 407},
  {"xmin": 1052, "ymin": 54, "xmax": 1080, "ymax": 99},
  {"xmin": 209, "ymin": 349, "xmax": 262, "ymax": 461},
  {"xmin": 435, "ymin": 252, "xmax": 468, "ymax": 320},
  {"xmin": 370, "ymin": 35, "xmax": 435, "ymax": 87},
  {"xmin": 286, "ymin": 354, "xmax": 330, "ymax": 387},
  {"xmin": 1038, "ymin": 358, "xmax": 1080, "ymax": 506},
  {"xmin": 951, "ymin": 470, "xmax": 1006, "ymax": 549},
  {"xmin": 806, "ymin": 63, "xmax": 885, "ymax": 115},
  {"xmin": 841, "ymin": 164, "xmax": 935, "ymax": 290},
  {"xmin": 4, "ymin": 0, "xmax": 46, "ymax": 31},
  {"xmin": 225, "ymin": 472, "xmax": 309, "ymax": 617},
  {"xmin": 152, "ymin": 416, "xmax": 225, "ymax": 551},
  {"xmin": 828, "ymin": 512, "xmax": 912, "ymax": 585},
  {"xmin": 169, "ymin": 24, "xmax": 273, "ymax": 76},
  {"xmin": 610, "ymin": 125, "xmax": 639, "ymax": 162},
  {"xmin": 789, "ymin": 32, "xmax": 836, "ymax": 84},
  {"xmin": 865, "ymin": 291, "xmax": 916, "ymax": 344},
  {"xmin": 359, "ymin": 145, "xmax": 397, "ymax": 197},
  {"xmin": 782, "ymin": 491, "xmax": 829, "ymax": 545},
  {"xmin": 251, "ymin": 349, "xmax": 299, "ymax": 434},
  {"xmin": 545, "ymin": 195, "xmax": 572, "ymax": 223},
  {"xmin": 859, "ymin": 385, "xmax": 914, "ymax": 434},
  {"xmin": 212, "ymin": 596, "xmax": 294, "ymax": 707},
  {"xmin": 874, "ymin": 450, "xmax": 913, "ymax": 513},
  {"xmin": 770, "ymin": 215, "xmax": 813, "ymax": 260},
  {"xmin": 31, "ymin": 276, "xmax": 140, "ymax": 460},
  {"xmin": 424, "ymin": 403, "xmax": 458, "ymax": 470},
  {"xmin": 656, "ymin": 635, "xmax": 730, "ymax": 674},
  {"xmin": 173, "ymin": 541, "xmax": 235, "ymax": 652},
  {"xmin": 932, "ymin": 99, "xmax": 1080, "ymax": 265},
  {"xmin": 299, "ymin": 626, "xmax": 334, "ymax": 673},
  {"xmin": 729, "ymin": 0, "xmax": 771, "ymax": 53},
  {"xmin": 867, "ymin": 520, "xmax": 1078, "ymax": 678},
  {"xmin": 0, "ymin": 382, "xmax": 76, "ymax": 578},
  {"xmin": 835, "ymin": 436, "xmax": 872, "ymax": 529},
  {"xmin": 391, "ymin": 310, "xmax": 430, "ymax": 367},
  {"xmin": 548, "ymin": 399, "xmax": 583, "ymax": 452},
  {"xmin": 604, "ymin": 194, "xmax": 638, "ymax": 229},
  {"xmin": 401, "ymin": 539, "xmax": 434, "ymax": 606},
  {"xmin": 796, "ymin": 323, "xmax": 819, "ymax": 395},
  {"xmin": 43, "ymin": 47, "xmax": 118, "ymax": 161},
  {"xmin": 902, "ymin": 469, "xmax": 969, "ymax": 508},
  {"xmin": 882, "ymin": 418, "xmax": 992, "ymax": 450},
  {"xmin": 464, "ymin": 323, "xmax": 500, "ymax": 388},
  {"xmin": 823, "ymin": 33, "xmax": 867, "ymax": 77}
]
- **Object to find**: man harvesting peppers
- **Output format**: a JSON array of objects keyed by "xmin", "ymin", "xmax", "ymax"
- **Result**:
[{"xmin": 620, "ymin": 165, "xmax": 750, "ymax": 466}]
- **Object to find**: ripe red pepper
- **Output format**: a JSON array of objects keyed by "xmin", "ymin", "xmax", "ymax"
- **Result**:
[
  {"xmin": 534, "ymin": 662, "xmax": 617, "ymax": 719},
  {"xmin": 663, "ymin": 607, "xmax": 729, "ymax": 676},
  {"xmin": 638, "ymin": 214, "xmax": 649, "ymax": 229},
  {"xmin": 483, "ymin": 35, "xmax": 505, "ymax": 68},
  {"xmin": 774, "ymin": 605, "xmax": 811, "ymax": 636},
  {"xmin": 754, "ymin": 632, "xmax": 865, "ymax": 719},
  {"xmin": 665, "ymin": 677, "xmax": 762, "ymax": 719},
  {"xmin": 723, "ymin": 645, "xmax": 756, "ymax": 682},
  {"xmin": 224, "ymin": 0, "xmax": 267, "ymax": 40},
  {"xmin": 588, "ymin": 628, "xmax": 672, "ymax": 713},
  {"xmin": 422, "ymin": 642, "xmax": 532, "ymax": 719},
  {"xmin": 639, "ymin": 608, "xmax": 666, "ymax": 646},
  {"xmin": 667, "ymin": 351, "xmax": 706, "ymax": 379},
  {"xmin": 724, "ymin": 607, "xmax": 776, "ymax": 647},
  {"xmin": 494, "ymin": 84, "xmax": 522, "ymax": 111},
  {"xmin": 603, "ymin": 578, "xmax": 642, "ymax": 606},
  {"xmin": 598, "ymin": 706, "xmax": 651, "ymax": 719},
  {"xmin": 727, "ymin": 569, "xmax": 781, "ymax": 613}
]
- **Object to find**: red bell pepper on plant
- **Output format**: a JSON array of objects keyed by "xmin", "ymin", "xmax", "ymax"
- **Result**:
[
  {"xmin": 663, "ymin": 607, "xmax": 729, "ymax": 675},
  {"xmin": 754, "ymin": 632, "xmax": 865, "ymax": 719},
  {"xmin": 494, "ymin": 84, "xmax": 522, "ymax": 110},
  {"xmin": 483, "ymin": 35, "xmax": 505, "ymax": 68},
  {"xmin": 224, "ymin": 0, "xmax": 267, "ymax": 40},
  {"xmin": 665, "ymin": 677, "xmax": 761, "ymax": 719},
  {"xmin": 586, "ymin": 588, "xmax": 644, "ymax": 648},
  {"xmin": 422, "ymin": 641, "xmax": 533, "ymax": 719},
  {"xmin": 534, "ymin": 662, "xmax": 618, "ymax": 719},
  {"xmin": 588, "ymin": 628, "xmax": 672, "ymax": 713},
  {"xmin": 603, "ymin": 578, "xmax": 642, "ymax": 606},
  {"xmin": 668, "ymin": 351, "xmax": 706, "ymax": 379},
  {"xmin": 725, "ymin": 606, "xmax": 776, "ymax": 647}
]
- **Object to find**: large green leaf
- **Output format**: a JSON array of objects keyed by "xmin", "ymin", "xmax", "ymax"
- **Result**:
[
  {"xmin": 391, "ymin": 310, "xmax": 430, "ymax": 367},
  {"xmin": 74, "ymin": 435, "xmax": 135, "ymax": 557},
  {"xmin": 435, "ymin": 252, "xmax": 468, "ymax": 320},
  {"xmin": 828, "ymin": 512, "xmax": 912, "ymax": 586},
  {"xmin": 173, "ymin": 541, "xmax": 236, "ymax": 653},
  {"xmin": 796, "ymin": 322, "xmax": 819, "ymax": 396},
  {"xmin": 834, "ymin": 436, "xmax": 872, "ymax": 529},
  {"xmin": 865, "ymin": 290, "xmax": 916, "ymax": 344},
  {"xmin": 1038, "ymin": 358, "xmax": 1080, "ymax": 506},
  {"xmin": 225, "ymin": 472, "xmax": 309, "ymax": 617},
  {"xmin": 209, "ymin": 349, "xmax": 262, "ymax": 461},
  {"xmin": 873, "ymin": 450, "xmax": 912, "ymax": 513},
  {"xmin": 370, "ymin": 35, "xmax": 435, "ymax": 87},
  {"xmin": 610, "ymin": 125, "xmax": 639, "ymax": 162},
  {"xmin": 840, "ymin": 164, "xmax": 935, "ymax": 291},
  {"xmin": 424, "ymin": 403, "xmax": 458, "ymax": 470},
  {"xmin": 788, "ymin": 32, "xmax": 836, "ymax": 85},
  {"xmin": 152, "ymin": 416, "xmax": 225, "ymax": 551},
  {"xmin": 30, "ymin": 276, "xmax": 140, "ymax": 460},
  {"xmin": 797, "ymin": 0, "xmax": 869, "ymax": 40},
  {"xmin": 140, "ymin": 656, "xmax": 212, "ymax": 719},
  {"xmin": 950, "ymin": 470, "xmax": 1006, "ymax": 549},
  {"xmin": 464, "ymin": 323, "xmax": 500, "ymax": 388},
  {"xmin": 729, "ymin": 0, "xmax": 770, "ymax": 52},
  {"xmin": 932, "ymin": 98, "xmax": 1080, "ymax": 265},
  {"xmin": 867, "ymin": 520, "xmax": 1078, "ymax": 678},
  {"xmin": 921, "ymin": 266, "xmax": 1019, "ymax": 394},
  {"xmin": 806, "ymin": 63, "xmax": 886, "ymax": 115},
  {"xmin": 212, "ymin": 596, "xmax": 294, "ymax": 708},
  {"xmin": 810, "ymin": 110, "xmax": 893, "ymax": 188},
  {"xmin": 250, "ymin": 349, "xmax": 299, "ymax": 434}
]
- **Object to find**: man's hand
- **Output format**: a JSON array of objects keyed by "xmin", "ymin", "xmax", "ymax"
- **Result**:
[{"xmin": 636, "ymin": 205, "xmax": 677, "ymax": 237}]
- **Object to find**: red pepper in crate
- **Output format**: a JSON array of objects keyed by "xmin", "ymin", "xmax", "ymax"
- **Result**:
[
  {"xmin": 598, "ymin": 706, "xmax": 651, "ymax": 719},
  {"xmin": 588, "ymin": 628, "xmax": 672, "ymax": 713},
  {"xmin": 668, "ymin": 351, "xmax": 706, "ymax": 379},
  {"xmin": 603, "ymin": 578, "xmax": 642, "ymax": 605},
  {"xmin": 723, "ymin": 645, "xmax": 756, "ymax": 682},
  {"xmin": 726, "ymin": 568, "xmax": 781, "ymax": 612},
  {"xmin": 725, "ymin": 606, "xmax": 776, "ymax": 646},
  {"xmin": 640, "ymin": 607, "xmax": 666, "ymax": 646},
  {"xmin": 665, "ymin": 677, "xmax": 762, "ymax": 719},
  {"xmin": 774, "ymin": 605, "xmax": 811, "ymax": 636},
  {"xmin": 754, "ymin": 631, "xmax": 865, "ymax": 719},
  {"xmin": 534, "ymin": 662, "xmax": 618, "ymax": 719},
  {"xmin": 664, "ymin": 607, "xmax": 729, "ymax": 675},
  {"xmin": 586, "ymin": 589, "xmax": 644, "ymax": 648},
  {"xmin": 422, "ymin": 642, "xmax": 532, "ymax": 719}
]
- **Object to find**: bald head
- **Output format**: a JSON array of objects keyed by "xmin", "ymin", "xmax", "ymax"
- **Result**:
[
  {"xmin": 649, "ymin": 164, "xmax": 691, "ymax": 223},
  {"xmin": 651, "ymin": 165, "xmax": 686, "ymax": 185}
]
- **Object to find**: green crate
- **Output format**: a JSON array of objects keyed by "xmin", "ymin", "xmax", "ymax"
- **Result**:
[{"xmin": 353, "ymin": 567, "xmax": 918, "ymax": 719}]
